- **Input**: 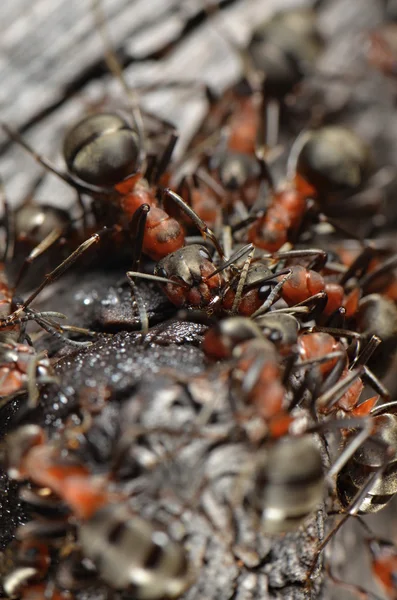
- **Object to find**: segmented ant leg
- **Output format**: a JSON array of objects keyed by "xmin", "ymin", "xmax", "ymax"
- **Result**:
[
  {"xmin": 3, "ymin": 311, "xmax": 67, "ymax": 329},
  {"xmin": 318, "ymin": 352, "xmax": 348, "ymax": 396},
  {"xmin": 26, "ymin": 350, "xmax": 49, "ymax": 408},
  {"xmin": 352, "ymin": 334, "xmax": 381, "ymax": 367},
  {"xmin": 284, "ymin": 291, "xmax": 328, "ymax": 318},
  {"xmin": 129, "ymin": 203, "xmax": 150, "ymax": 272},
  {"xmin": 231, "ymin": 246, "xmax": 255, "ymax": 314},
  {"xmin": 361, "ymin": 252, "xmax": 397, "ymax": 292},
  {"xmin": 314, "ymin": 366, "xmax": 364, "ymax": 414},
  {"xmin": 1, "ymin": 227, "xmax": 118, "ymax": 325},
  {"xmin": 162, "ymin": 189, "xmax": 225, "ymax": 259},
  {"xmin": 126, "ymin": 273, "xmax": 149, "ymax": 337},
  {"xmin": 206, "ymin": 243, "xmax": 253, "ymax": 279},
  {"xmin": 13, "ymin": 228, "xmax": 64, "ymax": 291},
  {"xmin": 126, "ymin": 270, "xmax": 188, "ymax": 288},
  {"xmin": 263, "ymin": 248, "xmax": 328, "ymax": 271},
  {"xmin": 1, "ymin": 124, "xmax": 110, "ymax": 197},
  {"xmin": 27, "ymin": 312, "xmax": 93, "ymax": 349},
  {"xmin": 251, "ymin": 272, "xmax": 292, "ymax": 318},
  {"xmin": 362, "ymin": 365, "xmax": 390, "ymax": 402},
  {"xmin": 338, "ymin": 245, "xmax": 374, "ymax": 286}
]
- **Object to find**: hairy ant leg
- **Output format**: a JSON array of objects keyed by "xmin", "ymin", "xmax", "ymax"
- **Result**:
[
  {"xmin": 1, "ymin": 124, "xmax": 108, "ymax": 197},
  {"xmin": 13, "ymin": 229, "xmax": 66, "ymax": 293},
  {"xmin": 162, "ymin": 189, "xmax": 225, "ymax": 259}
]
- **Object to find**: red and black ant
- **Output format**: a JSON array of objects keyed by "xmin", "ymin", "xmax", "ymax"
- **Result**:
[
  {"xmin": 246, "ymin": 125, "xmax": 373, "ymax": 252},
  {"xmin": 2, "ymin": 422, "xmax": 194, "ymax": 599},
  {"xmin": 190, "ymin": 6, "xmax": 324, "ymax": 210}
]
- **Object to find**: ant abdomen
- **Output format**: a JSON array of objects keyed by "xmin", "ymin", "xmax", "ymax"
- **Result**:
[
  {"xmin": 247, "ymin": 436, "xmax": 324, "ymax": 533},
  {"xmin": 78, "ymin": 503, "xmax": 192, "ymax": 598},
  {"xmin": 63, "ymin": 113, "xmax": 141, "ymax": 186},
  {"xmin": 337, "ymin": 412, "xmax": 397, "ymax": 514},
  {"xmin": 295, "ymin": 126, "xmax": 372, "ymax": 204}
]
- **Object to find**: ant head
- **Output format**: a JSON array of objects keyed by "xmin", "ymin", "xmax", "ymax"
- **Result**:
[
  {"xmin": 293, "ymin": 126, "xmax": 372, "ymax": 199},
  {"xmin": 155, "ymin": 244, "xmax": 222, "ymax": 309},
  {"xmin": 63, "ymin": 113, "xmax": 141, "ymax": 187}
]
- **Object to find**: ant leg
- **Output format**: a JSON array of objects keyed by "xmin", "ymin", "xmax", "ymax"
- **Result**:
[
  {"xmin": 352, "ymin": 335, "xmax": 381, "ymax": 367},
  {"xmin": 262, "ymin": 248, "xmax": 328, "ymax": 271},
  {"xmin": 129, "ymin": 203, "xmax": 150, "ymax": 272},
  {"xmin": 206, "ymin": 243, "xmax": 253, "ymax": 279},
  {"xmin": 360, "ymin": 252, "xmax": 397, "ymax": 292},
  {"xmin": 339, "ymin": 245, "xmax": 374, "ymax": 285},
  {"xmin": 230, "ymin": 246, "xmax": 255, "ymax": 314},
  {"xmin": 126, "ymin": 270, "xmax": 188, "ymax": 287},
  {"xmin": 251, "ymin": 272, "xmax": 292, "ymax": 318},
  {"xmin": 126, "ymin": 274, "xmax": 149, "ymax": 337},
  {"xmin": 13, "ymin": 228, "xmax": 64, "ymax": 291},
  {"xmin": 1, "ymin": 227, "xmax": 118, "ymax": 324},
  {"xmin": 1, "ymin": 124, "xmax": 109, "ymax": 197},
  {"xmin": 195, "ymin": 168, "xmax": 227, "ymax": 199},
  {"xmin": 26, "ymin": 309, "xmax": 94, "ymax": 349},
  {"xmin": 163, "ymin": 188, "xmax": 225, "ymax": 259},
  {"xmin": 362, "ymin": 365, "xmax": 390, "ymax": 402},
  {"xmin": 26, "ymin": 350, "xmax": 50, "ymax": 409},
  {"xmin": 313, "ymin": 367, "xmax": 364, "ymax": 414}
]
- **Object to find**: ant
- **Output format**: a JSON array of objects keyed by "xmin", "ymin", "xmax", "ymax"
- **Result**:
[
  {"xmin": 336, "ymin": 400, "xmax": 397, "ymax": 515},
  {"xmin": 0, "ymin": 180, "xmax": 94, "ymax": 407},
  {"xmin": 0, "ymin": 2, "xmax": 229, "ymax": 326},
  {"xmin": 2, "ymin": 423, "xmax": 194, "ymax": 599},
  {"xmin": 195, "ymin": 6, "xmax": 324, "ymax": 201},
  {"xmin": 246, "ymin": 125, "xmax": 373, "ymax": 253}
]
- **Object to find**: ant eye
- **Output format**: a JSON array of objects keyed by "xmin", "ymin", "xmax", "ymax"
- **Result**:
[
  {"xmin": 259, "ymin": 284, "xmax": 271, "ymax": 299},
  {"xmin": 157, "ymin": 267, "xmax": 168, "ymax": 279},
  {"xmin": 269, "ymin": 330, "xmax": 282, "ymax": 343}
]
